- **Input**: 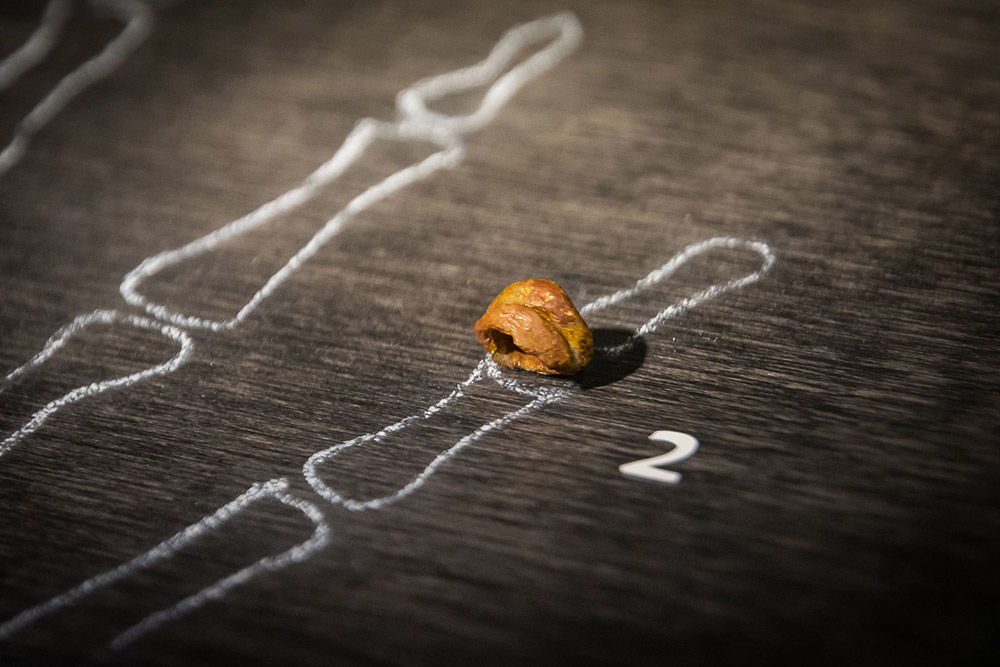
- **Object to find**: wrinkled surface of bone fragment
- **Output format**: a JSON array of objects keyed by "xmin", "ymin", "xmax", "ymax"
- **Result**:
[{"xmin": 474, "ymin": 278, "xmax": 593, "ymax": 375}]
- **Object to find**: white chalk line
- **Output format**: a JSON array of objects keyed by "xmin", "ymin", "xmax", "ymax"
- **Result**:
[
  {"xmin": 119, "ymin": 11, "xmax": 582, "ymax": 331},
  {"xmin": 304, "ymin": 236, "xmax": 776, "ymax": 511},
  {"xmin": 396, "ymin": 9, "xmax": 583, "ymax": 135},
  {"xmin": 107, "ymin": 481, "xmax": 330, "ymax": 652},
  {"xmin": 584, "ymin": 236, "xmax": 777, "ymax": 356},
  {"xmin": 0, "ymin": 477, "xmax": 330, "ymax": 650},
  {"xmin": 0, "ymin": 11, "xmax": 584, "ymax": 649},
  {"xmin": 20, "ymin": 235, "xmax": 775, "ymax": 652},
  {"xmin": 119, "ymin": 120, "xmax": 463, "ymax": 331},
  {"xmin": 0, "ymin": 308, "xmax": 194, "ymax": 459},
  {"xmin": 2, "ymin": 13, "xmax": 579, "ymax": 459},
  {"xmin": 0, "ymin": 234, "xmax": 775, "ymax": 647},
  {"xmin": 0, "ymin": 0, "xmax": 73, "ymax": 93},
  {"xmin": 0, "ymin": 0, "xmax": 153, "ymax": 177},
  {"xmin": 0, "ymin": 11, "xmax": 779, "ymax": 656}
]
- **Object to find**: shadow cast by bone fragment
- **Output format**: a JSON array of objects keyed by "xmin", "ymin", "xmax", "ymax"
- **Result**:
[
  {"xmin": 573, "ymin": 327, "xmax": 646, "ymax": 390},
  {"xmin": 489, "ymin": 327, "xmax": 648, "ymax": 394}
]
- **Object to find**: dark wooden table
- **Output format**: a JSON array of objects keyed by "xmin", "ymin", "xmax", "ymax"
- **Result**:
[{"xmin": 1, "ymin": 0, "xmax": 998, "ymax": 664}]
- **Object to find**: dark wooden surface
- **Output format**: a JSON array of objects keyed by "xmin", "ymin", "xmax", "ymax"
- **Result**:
[{"xmin": 1, "ymin": 0, "xmax": 998, "ymax": 664}]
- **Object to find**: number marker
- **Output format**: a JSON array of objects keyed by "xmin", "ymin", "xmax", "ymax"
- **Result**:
[{"xmin": 620, "ymin": 431, "xmax": 699, "ymax": 484}]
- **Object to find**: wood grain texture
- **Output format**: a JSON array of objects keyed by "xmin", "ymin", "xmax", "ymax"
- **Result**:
[{"xmin": 1, "ymin": 0, "xmax": 998, "ymax": 664}]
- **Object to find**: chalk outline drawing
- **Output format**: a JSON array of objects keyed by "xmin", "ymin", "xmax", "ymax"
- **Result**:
[
  {"xmin": 118, "ymin": 8, "xmax": 584, "ymax": 330},
  {"xmin": 1, "ymin": 238, "xmax": 775, "ymax": 651},
  {"xmin": 0, "ymin": 0, "xmax": 72, "ymax": 93},
  {"xmin": 0, "ymin": 0, "xmax": 154, "ymax": 177},
  {"xmin": 0, "ymin": 309, "xmax": 193, "ymax": 458},
  {"xmin": 0, "ymin": 478, "xmax": 330, "ymax": 648},
  {"xmin": 304, "ymin": 237, "xmax": 775, "ymax": 512},
  {"xmin": 0, "ymin": 10, "xmax": 777, "ymax": 656},
  {"xmin": 1, "ymin": 10, "xmax": 584, "ymax": 463}
]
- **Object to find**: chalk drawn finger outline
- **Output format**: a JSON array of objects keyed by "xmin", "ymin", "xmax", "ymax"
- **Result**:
[
  {"xmin": 0, "ymin": 0, "xmax": 73, "ymax": 93},
  {"xmin": 107, "ymin": 480, "xmax": 329, "ymax": 652},
  {"xmin": 1, "ymin": 235, "xmax": 777, "ymax": 650},
  {"xmin": 0, "ymin": 11, "xmax": 587, "ymax": 648},
  {"xmin": 0, "ymin": 11, "xmax": 779, "ymax": 657},
  {"xmin": 1, "ymin": 12, "xmax": 580, "ymax": 460},
  {"xmin": 0, "ymin": 234, "xmax": 776, "ymax": 651},
  {"xmin": 138, "ymin": 236, "xmax": 775, "ymax": 645},
  {"xmin": 0, "ymin": 309, "xmax": 194, "ymax": 460},
  {"xmin": 0, "ymin": 478, "xmax": 330, "ymax": 650},
  {"xmin": 120, "ymin": 119, "xmax": 465, "ymax": 331},
  {"xmin": 119, "ymin": 11, "xmax": 582, "ymax": 332},
  {"xmin": 0, "ymin": 0, "xmax": 154, "ymax": 178},
  {"xmin": 397, "ymin": 10, "xmax": 583, "ymax": 134},
  {"xmin": 304, "ymin": 237, "xmax": 776, "ymax": 511}
]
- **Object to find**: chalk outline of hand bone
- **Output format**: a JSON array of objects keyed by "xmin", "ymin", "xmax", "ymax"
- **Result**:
[
  {"xmin": 0, "ymin": 309, "xmax": 193, "ymax": 458},
  {"xmin": 0, "ymin": 7, "xmax": 587, "ymax": 652},
  {"xmin": 0, "ymin": 236, "xmax": 776, "ymax": 652},
  {"xmin": 303, "ymin": 236, "xmax": 777, "ymax": 511},
  {"xmin": 0, "ymin": 477, "xmax": 331, "ymax": 651},
  {"xmin": 0, "ymin": 11, "xmax": 583, "ymax": 460},
  {"xmin": 0, "ymin": 0, "xmax": 154, "ymax": 178},
  {"xmin": 118, "ymin": 10, "xmax": 585, "ymax": 331},
  {"xmin": 0, "ymin": 7, "xmax": 779, "ymax": 657}
]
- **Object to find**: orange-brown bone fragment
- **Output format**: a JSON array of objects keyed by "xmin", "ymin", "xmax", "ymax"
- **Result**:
[{"xmin": 474, "ymin": 279, "xmax": 593, "ymax": 375}]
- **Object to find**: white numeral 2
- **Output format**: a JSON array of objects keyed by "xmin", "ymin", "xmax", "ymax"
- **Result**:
[{"xmin": 619, "ymin": 431, "xmax": 699, "ymax": 484}]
